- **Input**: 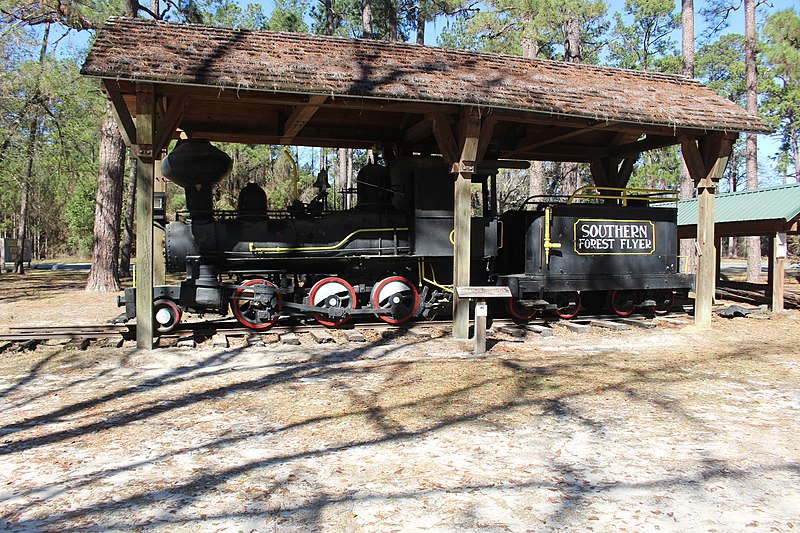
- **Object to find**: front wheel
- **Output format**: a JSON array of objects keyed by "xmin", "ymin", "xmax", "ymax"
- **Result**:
[{"xmin": 153, "ymin": 299, "xmax": 182, "ymax": 334}]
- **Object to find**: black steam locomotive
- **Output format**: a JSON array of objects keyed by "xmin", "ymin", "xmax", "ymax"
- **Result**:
[{"xmin": 119, "ymin": 139, "xmax": 692, "ymax": 333}]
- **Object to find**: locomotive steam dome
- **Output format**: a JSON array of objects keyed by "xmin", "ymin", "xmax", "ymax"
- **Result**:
[{"xmin": 161, "ymin": 139, "xmax": 232, "ymax": 188}]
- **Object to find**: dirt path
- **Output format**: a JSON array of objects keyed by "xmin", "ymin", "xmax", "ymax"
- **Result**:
[{"xmin": 1, "ymin": 313, "xmax": 798, "ymax": 532}]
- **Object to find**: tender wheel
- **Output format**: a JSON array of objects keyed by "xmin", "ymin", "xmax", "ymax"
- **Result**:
[
  {"xmin": 552, "ymin": 291, "xmax": 581, "ymax": 319},
  {"xmin": 610, "ymin": 289, "xmax": 638, "ymax": 317},
  {"xmin": 309, "ymin": 277, "xmax": 357, "ymax": 327},
  {"xmin": 371, "ymin": 276, "xmax": 419, "ymax": 324},
  {"xmin": 507, "ymin": 297, "xmax": 538, "ymax": 323},
  {"xmin": 649, "ymin": 289, "xmax": 675, "ymax": 315},
  {"xmin": 153, "ymin": 299, "xmax": 182, "ymax": 334},
  {"xmin": 232, "ymin": 279, "xmax": 283, "ymax": 330}
]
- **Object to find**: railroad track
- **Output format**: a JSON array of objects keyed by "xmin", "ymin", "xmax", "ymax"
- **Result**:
[{"xmin": 0, "ymin": 311, "xmax": 695, "ymax": 352}]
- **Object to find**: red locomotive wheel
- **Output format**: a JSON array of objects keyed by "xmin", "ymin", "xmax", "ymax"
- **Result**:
[
  {"xmin": 153, "ymin": 299, "xmax": 182, "ymax": 334},
  {"xmin": 231, "ymin": 279, "xmax": 283, "ymax": 329},
  {"xmin": 552, "ymin": 291, "xmax": 582, "ymax": 319},
  {"xmin": 507, "ymin": 298, "xmax": 538, "ymax": 323},
  {"xmin": 309, "ymin": 277, "xmax": 357, "ymax": 327},
  {"xmin": 610, "ymin": 290, "xmax": 638, "ymax": 317},
  {"xmin": 649, "ymin": 289, "xmax": 675, "ymax": 315},
  {"xmin": 371, "ymin": 276, "xmax": 419, "ymax": 324}
]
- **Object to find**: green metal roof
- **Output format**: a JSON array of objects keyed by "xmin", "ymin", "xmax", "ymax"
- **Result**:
[{"xmin": 676, "ymin": 182, "xmax": 800, "ymax": 226}]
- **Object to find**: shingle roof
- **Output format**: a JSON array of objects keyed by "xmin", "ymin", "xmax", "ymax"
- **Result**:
[
  {"xmin": 81, "ymin": 17, "xmax": 770, "ymax": 135},
  {"xmin": 677, "ymin": 183, "xmax": 800, "ymax": 226}
]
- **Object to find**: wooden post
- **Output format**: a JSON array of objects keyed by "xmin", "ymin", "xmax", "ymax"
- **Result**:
[
  {"xmin": 135, "ymin": 86, "xmax": 155, "ymax": 349},
  {"xmin": 452, "ymin": 108, "xmax": 481, "ymax": 340},
  {"xmin": 695, "ymin": 184, "xmax": 716, "ymax": 326},
  {"xmin": 772, "ymin": 232, "xmax": 786, "ymax": 313},
  {"xmin": 715, "ymin": 235, "xmax": 722, "ymax": 300},
  {"xmin": 456, "ymin": 286, "xmax": 510, "ymax": 354},
  {"xmin": 474, "ymin": 299, "xmax": 487, "ymax": 354},
  {"xmin": 681, "ymin": 133, "xmax": 733, "ymax": 328},
  {"xmin": 767, "ymin": 234, "xmax": 775, "ymax": 298}
]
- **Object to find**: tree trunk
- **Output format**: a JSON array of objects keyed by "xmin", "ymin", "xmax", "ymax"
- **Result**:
[
  {"xmin": 323, "ymin": 0, "xmax": 335, "ymax": 35},
  {"xmin": 86, "ymin": 101, "xmax": 126, "ymax": 292},
  {"xmin": 744, "ymin": 0, "xmax": 760, "ymax": 282},
  {"xmin": 791, "ymin": 126, "xmax": 800, "ymax": 181},
  {"xmin": 559, "ymin": 14, "xmax": 581, "ymax": 197},
  {"xmin": 15, "ymin": 25, "xmax": 50, "ymax": 274},
  {"xmin": 416, "ymin": 0, "xmax": 425, "ymax": 44},
  {"xmin": 563, "ymin": 14, "xmax": 581, "ymax": 63},
  {"xmin": 387, "ymin": 0, "xmax": 398, "ymax": 41},
  {"xmin": 346, "ymin": 148, "xmax": 354, "ymax": 208},
  {"xmin": 14, "ymin": 123, "xmax": 34, "ymax": 275},
  {"xmin": 119, "ymin": 159, "xmax": 136, "ymax": 277},
  {"xmin": 528, "ymin": 161, "xmax": 545, "ymax": 204},
  {"xmin": 361, "ymin": 0, "xmax": 373, "ymax": 37},
  {"xmin": 679, "ymin": 0, "xmax": 697, "ymax": 275},
  {"xmin": 337, "ymin": 148, "xmax": 347, "ymax": 209}
]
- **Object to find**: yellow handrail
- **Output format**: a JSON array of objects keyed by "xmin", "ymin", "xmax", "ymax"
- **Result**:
[
  {"xmin": 249, "ymin": 227, "xmax": 408, "ymax": 253},
  {"xmin": 567, "ymin": 186, "xmax": 678, "ymax": 206}
]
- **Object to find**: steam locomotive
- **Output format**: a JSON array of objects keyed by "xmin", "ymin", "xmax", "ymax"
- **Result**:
[{"xmin": 118, "ymin": 139, "xmax": 693, "ymax": 333}]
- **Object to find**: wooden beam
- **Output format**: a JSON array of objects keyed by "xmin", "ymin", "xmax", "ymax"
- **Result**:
[
  {"xmin": 611, "ymin": 135, "xmax": 676, "ymax": 158},
  {"xmin": 772, "ymin": 232, "xmax": 787, "ymax": 312},
  {"xmin": 509, "ymin": 143, "xmax": 609, "ymax": 162},
  {"xmin": 402, "ymin": 117, "xmax": 432, "ymax": 144},
  {"xmin": 690, "ymin": 133, "xmax": 733, "ymax": 328},
  {"xmin": 590, "ymin": 158, "xmax": 610, "ymax": 187},
  {"xmin": 153, "ymin": 95, "xmax": 186, "ymax": 155},
  {"xmin": 475, "ymin": 115, "xmax": 498, "ymax": 164},
  {"xmin": 616, "ymin": 155, "xmax": 638, "ymax": 187},
  {"xmin": 429, "ymin": 112, "xmax": 459, "ymax": 165},
  {"xmin": 680, "ymin": 137, "xmax": 707, "ymax": 183},
  {"xmin": 134, "ymin": 85, "xmax": 155, "ymax": 349},
  {"xmin": 103, "ymin": 81, "xmax": 136, "ymax": 147},
  {"xmin": 505, "ymin": 123, "xmax": 616, "ymax": 159},
  {"xmin": 452, "ymin": 107, "xmax": 481, "ymax": 340},
  {"xmin": 279, "ymin": 95, "xmax": 327, "ymax": 145}
]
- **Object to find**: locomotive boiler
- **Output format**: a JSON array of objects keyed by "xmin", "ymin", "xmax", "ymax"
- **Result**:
[{"xmin": 118, "ymin": 139, "xmax": 693, "ymax": 333}]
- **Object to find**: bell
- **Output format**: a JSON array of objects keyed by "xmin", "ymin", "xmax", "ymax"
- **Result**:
[{"xmin": 314, "ymin": 168, "xmax": 329, "ymax": 191}]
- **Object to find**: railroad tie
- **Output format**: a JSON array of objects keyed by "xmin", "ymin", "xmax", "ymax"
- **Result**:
[
  {"xmin": 556, "ymin": 321, "xmax": 591, "ymax": 334},
  {"xmin": 523, "ymin": 324, "xmax": 554, "ymax": 337},
  {"xmin": 280, "ymin": 332, "xmax": 301, "ymax": 345},
  {"xmin": 589, "ymin": 319, "xmax": 629, "ymax": 331},
  {"xmin": 309, "ymin": 330, "xmax": 335, "ymax": 344},
  {"xmin": 343, "ymin": 330, "xmax": 367, "ymax": 343}
]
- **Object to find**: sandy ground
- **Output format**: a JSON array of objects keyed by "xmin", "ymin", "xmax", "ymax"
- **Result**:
[
  {"xmin": 1, "ymin": 269, "xmax": 799, "ymax": 531},
  {"xmin": 1, "ymin": 313, "xmax": 799, "ymax": 532}
]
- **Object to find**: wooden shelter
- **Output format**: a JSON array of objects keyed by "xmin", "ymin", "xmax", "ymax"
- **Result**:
[
  {"xmin": 81, "ymin": 17, "xmax": 770, "ymax": 348},
  {"xmin": 677, "ymin": 183, "xmax": 800, "ymax": 312}
]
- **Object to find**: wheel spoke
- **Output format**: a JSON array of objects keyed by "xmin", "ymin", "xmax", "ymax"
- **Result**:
[
  {"xmin": 310, "ymin": 277, "xmax": 357, "ymax": 327},
  {"xmin": 610, "ymin": 290, "xmax": 637, "ymax": 317},
  {"xmin": 232, "ymin": 279, "xmax": 282, "ymax": 329},
  {"xmin": 371, "ymin": 276, "xmax": 419, "ymax": 324}
]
